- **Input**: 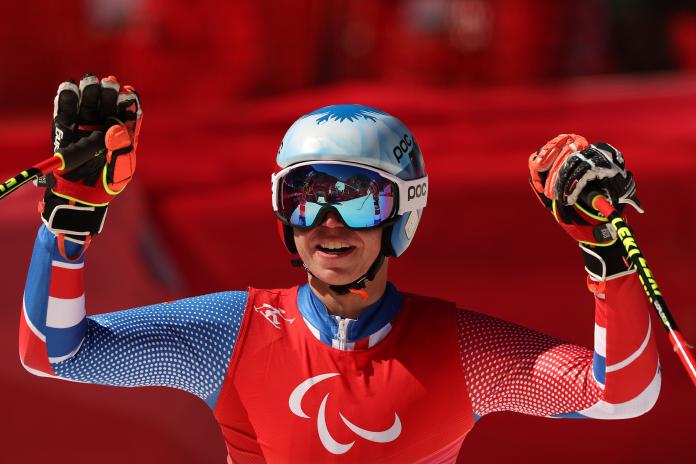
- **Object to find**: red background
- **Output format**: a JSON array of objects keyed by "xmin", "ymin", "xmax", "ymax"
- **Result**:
[{"xmin": 1, "ymin": 1, "xmax": 695, "ymax": 462}]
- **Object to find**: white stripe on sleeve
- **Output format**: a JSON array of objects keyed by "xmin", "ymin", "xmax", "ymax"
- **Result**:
[
  {"xmin": 51, "ymin": 260, "xmax": 84, "ymax": 270},
  {"xmin": 594, "ymin": 323, "xmax": 607, "ymax": 358},
  {"xmin": 606, "ymin": 316, "xmax": 651, "ymax": 373},
  {"xmin": 46, "ymin": 295, "xmax": 86, "ymax": 329},
  {"xmin": 577, "ymin": 366, "xmax": 661, "ymax": 419}
]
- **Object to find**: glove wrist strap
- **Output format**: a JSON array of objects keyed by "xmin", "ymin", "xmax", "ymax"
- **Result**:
[
  {"xmin": 40, "ymin": 197, "xmax": 108, "ymax": 241},
  {"xmin": 580, "ymin": 242, "xmax": 633, "ymax": 281}
]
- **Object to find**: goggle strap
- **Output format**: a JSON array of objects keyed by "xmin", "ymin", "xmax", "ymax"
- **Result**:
[
  {"xmin": 397, "ymin": 176, "xmax": 428, "ymax": 214},
  {"xmin": 271, "ymin": 172, "xmax": 279, "ymax": 211}
]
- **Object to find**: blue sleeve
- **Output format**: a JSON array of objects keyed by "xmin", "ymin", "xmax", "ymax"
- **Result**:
[
  {"xmin": 52, "ymin": 292, "xmax": 247, "ymax": 408},
  {"xmin": 21, "ymin": 225, "xmax": 247, "ymax": 409}
]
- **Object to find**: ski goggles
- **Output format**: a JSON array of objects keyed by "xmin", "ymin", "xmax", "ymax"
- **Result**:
[{"xmin": 272, "ymin": 161, "xmax": 428, "ymax": 229}]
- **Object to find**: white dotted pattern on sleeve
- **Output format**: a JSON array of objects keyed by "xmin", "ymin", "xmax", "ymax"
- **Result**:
[
  {"xmin": 457, "ymin": 310, "xmax": 602, "ymax": 417},
  {"xmin": 51, "ymin": 291, "xmax": 248, "ymax": 402}
]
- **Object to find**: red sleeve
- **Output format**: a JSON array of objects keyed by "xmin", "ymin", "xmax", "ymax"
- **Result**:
[{"xmin": 458, "ymin": 270, "xmax": 660, "ymax": 418}]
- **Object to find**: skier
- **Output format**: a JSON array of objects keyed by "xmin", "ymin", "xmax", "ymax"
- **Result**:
[{"xmin": 19, "ymin": 75, "xmax": 660, "ymax": 463}]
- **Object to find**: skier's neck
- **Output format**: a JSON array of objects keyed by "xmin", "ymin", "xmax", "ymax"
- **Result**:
[{"xmin": 307, "ymin": 263, "xmax": 388, "ymax": 319}]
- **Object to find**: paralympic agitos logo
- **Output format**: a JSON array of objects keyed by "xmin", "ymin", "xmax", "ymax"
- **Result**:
[{"xmin": 289, "ymin": 373, "xmax": 402, "ymax": 455}]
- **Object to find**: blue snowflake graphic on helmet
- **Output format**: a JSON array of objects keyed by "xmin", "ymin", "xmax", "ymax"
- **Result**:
[{"xmin": 305, "ymin": 104, "xmax": 388, "ymax": 124}]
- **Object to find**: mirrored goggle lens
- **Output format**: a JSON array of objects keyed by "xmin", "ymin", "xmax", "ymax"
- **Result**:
[{"xmin": 277, "ymin": 164, "xmax": 397, "ymax": 228}]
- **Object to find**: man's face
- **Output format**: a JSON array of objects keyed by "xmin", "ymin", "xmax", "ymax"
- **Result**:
[{"xmin": 293, "ymin": 211, "xmax": 382, "ymax": 285}]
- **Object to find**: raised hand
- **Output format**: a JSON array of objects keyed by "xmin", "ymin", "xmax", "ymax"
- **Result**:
[
  {"xmin": 41, "ymin": 74, "xmax": 142, "ymax": 257},
  {"xmin": 528, "ymin": 134, "xmax": 641, "ymax": 247}
]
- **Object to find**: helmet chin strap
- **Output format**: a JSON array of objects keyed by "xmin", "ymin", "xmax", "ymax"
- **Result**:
[{"xmin": 290, "ymin": 253, "xmax": 385, "ymax": 300}]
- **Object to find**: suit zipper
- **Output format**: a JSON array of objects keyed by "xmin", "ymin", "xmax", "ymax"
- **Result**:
[{"xmin": 336, "ymin": 317, "xmax": 352, "ymax": 350}]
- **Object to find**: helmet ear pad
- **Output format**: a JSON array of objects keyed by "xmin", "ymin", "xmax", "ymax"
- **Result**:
[{"xmin": 385, "ymin": 210, "xmax": 423, "ymax": 257}]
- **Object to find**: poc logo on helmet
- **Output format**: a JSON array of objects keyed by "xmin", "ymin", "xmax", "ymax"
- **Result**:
[
  {"xmin": 408, "ymin": 183, "xmax": 427, "ymax": 201},
  {"xmin": 392, "ymin": 133, "xmax": 413, "ymax": 163}
]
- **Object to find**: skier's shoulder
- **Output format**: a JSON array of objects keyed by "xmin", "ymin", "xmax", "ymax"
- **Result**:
[
  {"xmin": 143, "ymin": 290, "xmax": 252, "ymax": 324},
  {"xmin": 171, "ymin": 289, "xmax": 251, "ymax": 310}
]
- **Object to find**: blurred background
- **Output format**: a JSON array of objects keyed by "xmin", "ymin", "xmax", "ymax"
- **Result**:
[{"xmin": 1, "ymin": 0, "xmax": 695, "ymax": 462}]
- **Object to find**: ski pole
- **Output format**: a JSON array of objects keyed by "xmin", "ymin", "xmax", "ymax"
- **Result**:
[
  {"xmin": 587, "ymin": 192, "xmax": 696, "ymax": 388},
  {"xmin": 0, "ymin": 131, "xmax": 105, "ymax": 200}
]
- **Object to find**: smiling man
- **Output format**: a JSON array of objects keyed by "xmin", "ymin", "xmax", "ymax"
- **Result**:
[{"xmin": 19, "ymin": 75, "xmax": 660, "ymax": 463}]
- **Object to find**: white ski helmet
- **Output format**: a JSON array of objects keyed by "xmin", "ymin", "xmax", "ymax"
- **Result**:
[{"xmin": 274, "ymin": 104, "xmax": 427, "ymax": 257}]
